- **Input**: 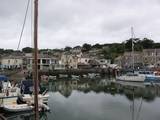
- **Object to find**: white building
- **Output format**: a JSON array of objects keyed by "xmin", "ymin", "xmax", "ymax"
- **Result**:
[
  {"xmin": 61, "ymin": 54, "xmax": 79, "ymax": 69},
  {"xmin": 26, "ymin": 54, "xmax": 58, "ymax": 70},
  {"xmin": 0, "ymin": 56, "xmax": 23, "ymax": 69}
]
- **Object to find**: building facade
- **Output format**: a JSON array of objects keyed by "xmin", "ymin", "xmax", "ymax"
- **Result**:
[
  {"xmin": 0, "ymin": 56, "xmax": 23, "ymax": 69},
  {"xmin": 26, "ymin": 54, "xmax": 58, "ymax": 70},
  {"xmin": 114, "ymin": 49, "xmax": 160, "ymax": 69}
]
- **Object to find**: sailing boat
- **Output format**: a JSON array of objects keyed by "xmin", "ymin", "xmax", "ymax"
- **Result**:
[{"xmin": 116, "ymin": 28, "xmax": 146, "ymax": 82}]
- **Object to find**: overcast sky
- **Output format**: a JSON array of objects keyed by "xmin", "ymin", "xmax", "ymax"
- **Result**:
[{"xmin": 0, "ymin": 0, "xmax": 160, "ymax": 49}]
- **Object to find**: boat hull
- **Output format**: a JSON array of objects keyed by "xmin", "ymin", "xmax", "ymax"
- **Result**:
[
  {"xmin": 3, "ymin": 104, "xmax": 33, "ymax": 112},
  {"xmin": 116, "ymin": 76, "xmax": 145, "ymax": 82}
]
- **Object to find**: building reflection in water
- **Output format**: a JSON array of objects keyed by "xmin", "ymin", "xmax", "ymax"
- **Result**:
[
  {"xmin": 46, "ymin": 78, "xmax": 160, "ymax": 102},
  {"xmin": 4, "ymin": 78, "xmax": 160, "ymax": 120}
]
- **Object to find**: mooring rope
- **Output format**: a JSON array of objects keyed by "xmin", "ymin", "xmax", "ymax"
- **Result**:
[{"xmin": 0, "ymin": 114, "xmax": 7, "ymax": 120}]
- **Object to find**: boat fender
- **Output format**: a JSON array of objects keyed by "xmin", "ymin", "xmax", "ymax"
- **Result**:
[{"xmin": 6, "ymin": 89, "xmax": 9, "ymax": 96}]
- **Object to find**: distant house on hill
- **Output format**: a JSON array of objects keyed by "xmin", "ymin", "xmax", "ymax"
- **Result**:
[
  {"xmin": 60, "ymin": 53, "xmax": 79, "ymax": 69},
  {"xmin": 114, "ymin": 48, "xmax": 160, "ymax": 69},
  {"xmin": 114, "ymin": 51, "xmax": 143, "ymax": 69},
  {"xmin": 143, "ymin": 49, "xmax": 160, "ymax": 67},
  {"xmin": 71, "ymin": 46, "xmax": 82, "ymax": 54}
]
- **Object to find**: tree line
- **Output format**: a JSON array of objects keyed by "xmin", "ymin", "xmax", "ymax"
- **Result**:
[{"xmin": 0, "ymin": 38, "xmax": 160, "ymax": 62}]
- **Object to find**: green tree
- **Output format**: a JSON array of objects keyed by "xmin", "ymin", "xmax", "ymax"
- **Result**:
[
  {"xmin": 4, "ymin": 49, "xmax": 14, "ymax": 54},
  {"xmin": 0, "ymin": 49, "xmax": 4, "ymax": 54},
  {"xmin": 64, "ymin": 46, "xmax": 72, "ymax": 51},
  {"xmin": 141, "ymin": 38, "xmax": 154, "ymax": 49},
  {"xmin": 153, "ymin": 43, "xmax": 160, "ymax": 48},
  {"xmin": 82, "ymin": 43, "xmax": 92, "ymax": 52},
  {"xmin": 92, "ymin": 43, "xmax": 102, "ymax": 49},
  {"xmin": 22, "ymin": 47, "xmax": 33, "ymax": 53}
]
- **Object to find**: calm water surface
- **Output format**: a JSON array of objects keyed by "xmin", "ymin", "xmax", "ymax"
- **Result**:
[{"xmin": 4, "ymin": 79, "xmax": 160, "ymax": 120}]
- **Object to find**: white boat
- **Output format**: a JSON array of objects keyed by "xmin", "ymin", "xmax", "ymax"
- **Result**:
[
  {"xmin": 3, "ymin": 104, "xmax": 33, "ymax": 112},
  {"xmin": 20, "ymin": 79, "xmax": 49, "ymax": 103},
  {"xmin": 2, "ymin": 92, "xmax": 50, "ymax": 113},
  {"xmin": 0, "ymin": 76, "xmax": 22, "ymax": 108},
  {"xmin": 116, "ymin": 28, "xmax": 145, "ymax": 82},
  {"xmin": 116, "ymin": 72, "xmax": 145, "ymax": 82},
  {"xmin": 71, "ymin": 75, "xmax": 79, "ymax": 80},
  {"xmin": 59, "ymin": 74, "xmax": 68, "ymax": 78},
  {"xmin": 3, "ymin": 102, "xmax": 50, "ymax": 112},
  {"xmin": 22, "ymin": 93, "xmax": 49, "ymax": 104},
  {"xmin": 88, "ymin": 73, "xmax": 100, "ymax": 79},
  {"xmin": 116, "ymin": 71, "xmax": 160, "ymax": 82}
]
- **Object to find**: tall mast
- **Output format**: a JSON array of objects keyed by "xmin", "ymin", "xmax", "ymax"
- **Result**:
[
  {"xmin": 155, "ymin": 48, "xmax": 157, "ymax": 67},
  {"xmin": 131, "ymin": 27, "xmax": 134, "ymax": 70},
  {"xmin": 33, "ymin": 0, "xmax": 39, "ymax": 119}
]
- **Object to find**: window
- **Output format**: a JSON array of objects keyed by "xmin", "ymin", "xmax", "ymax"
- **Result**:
[
  {"xmin": 38, "ymin": 59, "xmax": 40, "ymax": 64},
  {"xmin": 42, "ymin": 59, "xmax": 46, "ymax": 64},
  {"xmin": 8, "ymin": 60, "xmax": 10, "ymax": 64}
]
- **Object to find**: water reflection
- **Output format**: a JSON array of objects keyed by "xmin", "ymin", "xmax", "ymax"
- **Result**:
[
  {"xmin": 4, "ymin": 111, "xmax": 48, "ymax": 120},
  {"xmin": 46, "ymin": 79, "xmax": 160, "ymax": 102},
  {"xmin": 45, "ymin": 79, "xmax": 160, "ymax": 120},
  {"xmin": 3, "ymin": 78, "xmax": 160, "ymax": 120}
]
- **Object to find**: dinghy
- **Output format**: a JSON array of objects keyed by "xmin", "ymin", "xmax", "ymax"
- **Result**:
[
  {"xmin": 3, "ymin": 104, "xmax": 33, "ymax": 112},
  {"xmin": 3, "ymin": 103, "xmax": 50, "ymax": 113}
]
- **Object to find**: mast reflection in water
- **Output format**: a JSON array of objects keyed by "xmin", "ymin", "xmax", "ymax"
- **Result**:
[{"xmin": 4, "ymin": 78, "xmax": 160, "ymax": 120}]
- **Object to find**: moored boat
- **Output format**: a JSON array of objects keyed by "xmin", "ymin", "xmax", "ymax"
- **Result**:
[
  {"xmin": 20, "ymin": 79, "xmax": 49, "ymax": 103},
  {"xmin": 116, "ymin": 70, "xmax": 160, "ymax": 83},
  {"xmin": 116, "ymin": 72, "xmax": 145, "ymax": 82},
  {"xmin": 3, "ymin": 102, "xmax": 50, "ymax": 113},
  {"xmin": 3, "ymin": 104, "xmax": 33, "ymax": 112}
]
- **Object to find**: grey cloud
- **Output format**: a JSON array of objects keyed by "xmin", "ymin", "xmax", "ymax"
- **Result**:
[{"xmin": 0, "ymin": 0, "xmax": 160, "ymax": 49}]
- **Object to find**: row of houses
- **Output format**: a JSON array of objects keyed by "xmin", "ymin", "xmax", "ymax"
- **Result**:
[
  {"xmin": 0, "ymin": 52, "xmax": 111, "ymax": 70},
  {"xmin": 114, "ymin": 49, "xmax": 160, "ymax": 69}
]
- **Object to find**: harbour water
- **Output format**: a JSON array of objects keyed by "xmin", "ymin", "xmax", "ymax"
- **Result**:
[{"xmin": 3, "ymin": 78, "xmax": 160, "ymax": 120}]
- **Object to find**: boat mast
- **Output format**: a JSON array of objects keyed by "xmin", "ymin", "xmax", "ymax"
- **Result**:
[
  {"xmin": 154, "ymin": 48, "xmax": 157, "ymax": 67},
  {"xmin": 33, "ymin": 0, "xmax": 39, "ymax": 119},
  {"xmin": 131, "ymin": 27, "xmax": 134, "ymax": 70}
]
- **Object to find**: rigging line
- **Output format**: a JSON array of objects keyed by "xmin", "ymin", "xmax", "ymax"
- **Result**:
[
  {"xmin": 129, "ymin": 88, "xmax": 135, "ymax": 120},
  {"xmin": 136, "ymin": 97, "xmax": 143, "ymax": 120},
  {"xmin": 132, "ymin": 90, "xmax": 135, "ymax": 120},
  {"xmin": 17, "ymin": 0, "xmax": 31, "ymax": 50}
]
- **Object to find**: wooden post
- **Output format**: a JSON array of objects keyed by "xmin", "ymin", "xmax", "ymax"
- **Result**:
[{"xmin": 33, "ymin": 0, "xmax": 39, "ymax": 119}]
